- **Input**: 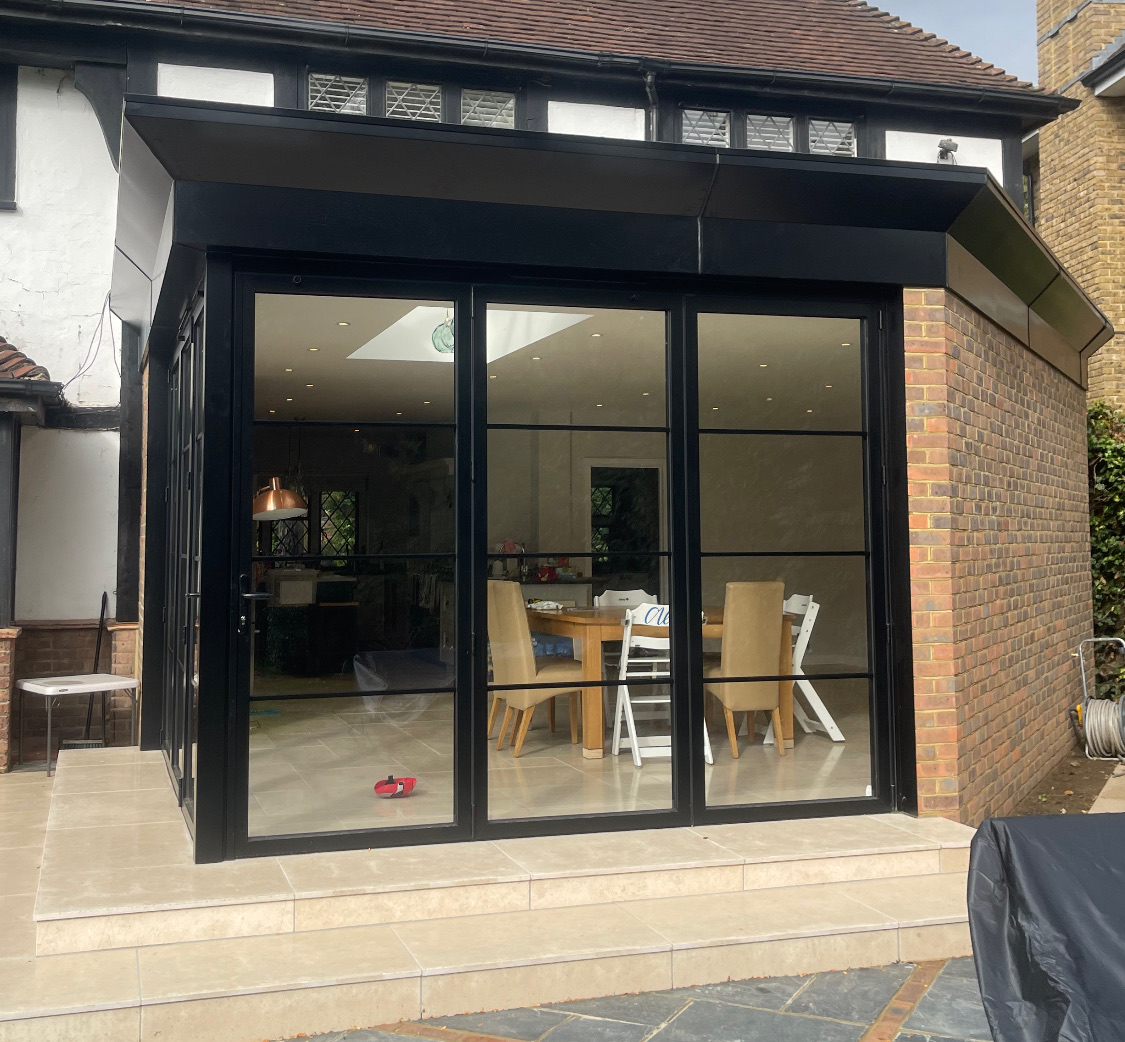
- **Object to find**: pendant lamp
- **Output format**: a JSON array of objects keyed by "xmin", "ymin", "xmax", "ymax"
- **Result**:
[{"xmin": 252, "ymin": 477, "xmax": 308, "ymax": 521}]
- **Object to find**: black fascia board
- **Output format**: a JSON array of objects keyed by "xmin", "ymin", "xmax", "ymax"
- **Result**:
[
  {"xmin": 0, "ymin": 0, "xmax": 1076, "ymax": 131},
  {"xmin": 0, "ymin": 379, "xmax": 63, "ymax": 403},
  {"xmin": 1082, "ymin": 40, "xmax": 1125, "ymax": 90}
]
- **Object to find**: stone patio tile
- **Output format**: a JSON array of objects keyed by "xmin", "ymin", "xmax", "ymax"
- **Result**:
[
  {"xmin": 903, "ymin": 975, "xmax": 991, "ymax": 1042},
  {"xmin": 939, "ymin": 956, "xmax": 978, "ymax": 980},
  {"xmin": 545, "ymin": 1016, "xmax": 650, "ymax": 1042},
  {"xmin": 428, "ymin": 1006, "xmax": 568, "ymax": 1039},
  {"xmin": 649, "ymin": 1000, "xmax": 866, "ymax": 1042},
  {"xmin": 305, "ymin": 1032, "xmax": 406, "ymax": 1042},
  {"xmin": 543, "ymin": 991, "xmax": 689, "ymax": 1025},
  {"xmin": 786, "ymin": 964, "xmax": 914, "ymax": 1024},
  {"xmin": 660, "ymin": 976, "xmax": 808, "ymax": 1011}
]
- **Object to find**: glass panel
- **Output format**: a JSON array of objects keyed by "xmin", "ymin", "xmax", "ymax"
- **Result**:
[
  {"xmin": 248, "ymin": 294, "xmax": 457, "ymax": 836},
  {"xmin": 308, "ymin": 73, "xmax": 368, "ymax": 114},
  {"xmin": 809, "ymin": 119, "xmax": 858, "ymax": 157},
  {"xmin": 462, "ymin": 89, "xmax": 517, "ymax": 128},
  {"xmin": 682, "ymin": 108, "xmax": 731, "ymax": 147},
  {"xmin": 486, "ymin": 304, "xmax": 666, "ymax": 426},
  {"xmin": 699, "ymin": 435, "xmax": 866, "ymax": 553},
  {"xmin": 385, "ymin": 81, "xmax": 442, "ymax": 121},
  {"xmin": 697, "ymin": 314, "xmax": 862, "ymax": 431},
  {"xmin": 486, "ymin": 303, "xmax": 671, "ymax": 820},
  {"xmin": 745, "ymin": 114, "xmax": 794, "ymax": 152}
]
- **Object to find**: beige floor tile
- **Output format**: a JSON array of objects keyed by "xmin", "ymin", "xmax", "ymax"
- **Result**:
[
  {"xmin": 55, "ymin": 747, "xmax": 148, "ymax": 768},
  {"xmin": 1089, "ymin": 796, "xmax": 1125, "ymax": 814},
  {"xmin": 671, "ymin": 928, "xmax": 900, "ymax": 989},
  {"xmin": 139, "ymin": 924, "xmax": 419, "ymax": 1003},
  {"xmin": 39, "ymin": 821, "xmax": 192, "ymax": 878},
  {"xmin": 0, "ymin": 1007, "xmax": 140, "ymax": 1042},
  {"xmin": 530, "ymin": 865, "xmax": 744, "ymax": 909},
  {"xmin": 900, "ymin": 921, "xmax": 973, "ymax": 962},
  {"xmin": 50, "ymin": 763, "xmax": 169, "ymax": 796},
  {"xmin": 0, "ymin": 950, "xmax": 139, "ymax": 1019},
  {"xmin": 940, "ymin": 847, "xmax": 971, "ymax": 873},
  {"xmin": 421, "ymin": 952, "xmax": 672, "ymax": 1019},
  {"xmin": 37, "ymin": 900, "xmax": 293, "ymax": 956},
  {"xmin": 393, "ymin": 904, "xmax": 669, "ymax": 975},
  {"xmin": 873, "ymin": 813, "xmax": 975, "ymax": 847},
  {"xmin": 0, "ymin": 849, "xmax": 41, "ymax": 897},
  {"xmin": 37, "ymin": 858, "xmax": 294, "ymax": 917},
  {"xmin": 47, "ymin": 789, "xmax": 181, "ymax": 830},
  {"xmin": 497, "ymin": 827, "xmax": 742, "ymax": 878},
  {"xmin": 742, "ymin": 849, "xmax": 941, "ymax": 889},
  {"xmin": 279, "ymin": 840, "xmax": 527, "ymax": 899},
  {"xmin": 139, "ymin": 977, "xmax": 420, "ymax": 1042},
  {"xmin": 692, "ymin": 815, "xmax": 932, "ymax": 863},
  {"xmin": 625, "ymin": 883, "xmax": 896, "ymax": 949},
  {"xmin": 0, "ymin": 829, "xmax": 45, "ymax": 853},
  {"xmin": 827, "ymin": 873, "xmax": 968, "ymax": 927},
  {"xmin": 0, "ymin": 897, "xmax": 36, "ymax": 957}
]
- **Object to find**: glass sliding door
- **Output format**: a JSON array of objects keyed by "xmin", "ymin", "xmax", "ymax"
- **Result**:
[
  {"xmin": 695, "ymin": 312, "xmax": 875, "ymax": 808},
  {"xmin": 484, "ymin": 301, "xmax": 675, "ymax": 820},
  {"xmin": 244, "ymin": 290, "xmax": 458, "ymax": 837}
]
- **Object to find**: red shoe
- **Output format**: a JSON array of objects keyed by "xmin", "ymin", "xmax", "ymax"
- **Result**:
[{"xmin": 374, "ymin": 775, "xmax": 417, "ymax": 798}]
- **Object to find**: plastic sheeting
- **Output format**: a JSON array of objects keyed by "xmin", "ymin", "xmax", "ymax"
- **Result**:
[{"xmin": 969, "ymin": 816, "xmax": 1125, "ymax": 1042}]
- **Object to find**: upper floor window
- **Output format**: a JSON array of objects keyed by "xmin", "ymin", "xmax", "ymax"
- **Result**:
[
  {"xmin": 386, "ymin": 80, "xmax": 442, "ymax": 121},
  {"xmin": 462, "ymin": 89, "xmax": 517, "ymax": 128},
  {"xmin": 308, "ymin": 73, "xmax": 368, "ymax": 115},
  {"xmin": 809, "ymin": 119, "xmax": 858, "ymax": 157},
  {"xmin": 682, "ymin": 108, "xmax": 731, "ymax": 147},
  {"xmin": 746, "ymin": 114, "xmax": 794, "ymax": 152}
]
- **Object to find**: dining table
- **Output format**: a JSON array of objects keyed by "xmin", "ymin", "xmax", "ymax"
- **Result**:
[{"xmin": 525, "ymin": 605, "xmax": 795, "ymax": 758}]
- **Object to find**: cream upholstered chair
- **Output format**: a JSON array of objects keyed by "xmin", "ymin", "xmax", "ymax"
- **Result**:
[
  {"xmin": 704, "ymin": 581, "xmax": 786, "ymax": 759},
  {"xmin": 486, "ymin": 580, "xmax": 582, "ymax": 757}
]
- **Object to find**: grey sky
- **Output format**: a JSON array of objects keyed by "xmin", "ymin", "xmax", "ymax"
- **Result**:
[{"xmin": 876, "ymin": 0, "xmax": 1039, "ymax": 83}]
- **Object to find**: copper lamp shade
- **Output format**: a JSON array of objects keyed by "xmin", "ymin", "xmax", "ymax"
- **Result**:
[{"xmin": 252, "ymin": 477, "xmax": 308, "ymax": 521}]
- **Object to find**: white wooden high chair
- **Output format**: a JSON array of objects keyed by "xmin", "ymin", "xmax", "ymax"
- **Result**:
[{"xmin": 780, "ymin": 593, "xmax": 845, "ymax": 743}]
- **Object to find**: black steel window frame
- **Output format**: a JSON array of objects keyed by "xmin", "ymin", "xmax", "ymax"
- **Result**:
[
  {"xmin": 0, "ymin": 64, "xmax": 15, "ymax": 209},
  {"xmin": 207, "ymin": 262, "xmax": 911, "ymax": 862},
  {"xmin": 667, "ymin": 101, "xmax": 864, "ymax": 157}
]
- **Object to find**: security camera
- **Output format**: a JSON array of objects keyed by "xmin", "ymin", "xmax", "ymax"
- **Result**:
[{"xmin": 938, "ymin": 138, "xmax": 959, "ymax": 164}]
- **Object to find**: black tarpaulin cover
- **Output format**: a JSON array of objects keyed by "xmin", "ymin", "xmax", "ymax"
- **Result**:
[{"xmin": 969, "ymin": 815, "xmax": 1125, "ymax": 1042}]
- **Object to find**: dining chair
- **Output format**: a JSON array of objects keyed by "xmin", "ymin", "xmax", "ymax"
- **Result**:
[
  {"xmin": 486, "ymin": 580, "xmax": 582, "ymax": 757},
  {"xmin": 783, "ymin": 593, "xmax": 845, "ymax": 743},
  {"xmin": 611, "ymin": 603, "xmax": 713, "ymax": 768},
  {"xmin": 594, "ymin": 589, "xmax": 655, "ymax": 608},
  {"xmin": 704, "ymin": 581, "xmax": 786, "ymax": 758}
]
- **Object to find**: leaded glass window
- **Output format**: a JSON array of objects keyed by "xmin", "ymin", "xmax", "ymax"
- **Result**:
[
  {"xmin": 682, "ymin": 108, "xmax": 731, "ymax": 147},
  {"xmin": 270, "ymin": 516, "xmax": 309, "ymax": 557},
  {"xmin": 462, "ymin": 89, "xmax": 517, "ymax": 128},
  {"xmin": 319, "ymin": 491, "xmax": 357, "ymax": 557},
  {"xmin": 809, "ymin": 120, "xmax": 858, "ymax": 157},
  {"xmin": 745, "ymin": 114, "xmax": 795, "ymax": 152},
  {"xmin": 385, "ymin": 81, "xmax": 443, "ymax": 121},
  {"xmin": 307, "ymin": 73, "xmax": 368, "ymax": 115}
]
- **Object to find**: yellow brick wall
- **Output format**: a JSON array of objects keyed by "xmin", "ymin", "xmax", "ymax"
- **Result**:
[
  {"xmin": 1038, "ymin": 0, "xmax": 1125, "ymax": 405},
  {"xmin": 905, "ymin": 288, "xmax": 1092, "ymax": 822}
]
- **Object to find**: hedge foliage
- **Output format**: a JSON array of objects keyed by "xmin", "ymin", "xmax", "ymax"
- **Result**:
[{"xmin": 1088, "ymin": 400, "xmax": 1125, "ymax": 695}]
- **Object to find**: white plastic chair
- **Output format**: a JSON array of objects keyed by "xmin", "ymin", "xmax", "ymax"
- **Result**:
[
  {"xmin": 611, "ymin": 603, "xmax": 713, "ymax": 767},
  {"xmin": 594, "ymin": 588, "xmax": 655, "ymax": 608},
  {"xmin": 781, "ymin": 593, "xmax": 845, "ymax": 743}
]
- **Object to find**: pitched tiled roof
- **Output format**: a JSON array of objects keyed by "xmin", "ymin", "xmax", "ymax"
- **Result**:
[
  {"xmin": 145, "ymin": 0, "xmax": 1037, "ymax": 94},
  {"xmin": 0, "ymin": 337, "xmax": 51, "ymax": 381}
]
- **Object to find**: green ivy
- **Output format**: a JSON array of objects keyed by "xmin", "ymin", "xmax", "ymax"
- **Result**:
[{"xmin": 1088, "ymin": 400, "xmax": 1125, "ymax": 696}]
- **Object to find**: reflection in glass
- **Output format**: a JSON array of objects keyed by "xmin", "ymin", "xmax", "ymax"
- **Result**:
[{"xmin": 248, "ymin": 295, "xmax": 457, "ymax": 836}]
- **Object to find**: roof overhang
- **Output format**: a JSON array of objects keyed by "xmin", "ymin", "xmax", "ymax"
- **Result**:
[
  {"xmin": 1083, "ymin": 37, "xmax": 1125, "ymax": 95},
  {"xmin": 112, "ymin": 96, "xmax": 1112, "ymax": 387}
]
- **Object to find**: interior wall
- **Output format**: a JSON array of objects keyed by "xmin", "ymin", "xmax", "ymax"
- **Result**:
[{"xmin": 15, "ymin": 428, "xmax": 120, "ymax": 620}]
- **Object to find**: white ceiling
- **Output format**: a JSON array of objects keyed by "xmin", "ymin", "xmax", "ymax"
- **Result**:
[{"xmin": 254, "ymin": 294, "xmax": 863, "ymax": 429}]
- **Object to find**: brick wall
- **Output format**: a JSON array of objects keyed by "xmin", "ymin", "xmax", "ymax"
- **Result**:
[
  {"xmin": 10, "ymin": 621, "xmax": 137, "ymax": 764},
  {"xmin": 1037, "ymin": 0, "xmax": 1125, "ymax": 406},
  {"xmin": 905, "ymin": 287, "xmax": 1092, "ymax": 823},
  {"xmin": 0, "ymin": 627, "xmax": 19, "ymax": 773}
]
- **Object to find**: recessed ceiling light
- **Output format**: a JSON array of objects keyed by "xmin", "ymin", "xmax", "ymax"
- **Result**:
[
  {"xmin": 284, "ymin": 368, "xmax": 293, "ymax": 372},
  {"xmin": 286, "ymin": 397, "xmax": 293, "ymax": 402},
  {"xmin": 354, "ymin": 428, "xmax": 360, "ymax": 432},
  {"xmin": 807, "ymin": 409, "xmax": 814, "ymax": 413},
  {"xmin": 423, "ymin": 400, "xmax": 431, "ymax": 405},
  {"xmin": 531, "ymin": 356, "xmax": 541, "ymax": 361},
  {"xmin": 489, "ymin": 374, "xmax": 497, "ymax": 379},
  {"xmin": 841, "ymin": 342, "xmax": 851, "ymax": 347},
  {"xmin": 642, "ymin": 392, "xmax": 650, "ymax": 397},
  {"xmin": 596, "ymin": 403, "xmax": 604, "ymax": 407},
  {"xmin": 591, "ymin": 333, "xmax": 602, "ymax": 338},
  {"xmin": 712, "ymin": 406, "xmax": 719, "ymax": 411},
  {"xmin": 825, "ymin": 384, "xmax": 833, "ymax": 389},
  {"xmin": 338, "ymin": 322, "xmax": 350, "ymax": 327},
  {"xmin": 759, "ymin": 364, "xmax": 767, "ymax": 368},
  {"xmin": 269, "ymin": 409, "xmax": 276, "ymax": 414},
  {"xmin": 395, "ymin": 411, "xmax": 403, "ymax": 416},
  {"xmin": 306, "ymin": 383, "xmax": 314, "ymax": 388},
  {"xmin": 309, "ymin": 347, "xmax": 319, "ymax": 352},
  {"xmin": 766, "ymin": 397, "xmax": 773, "ymax": 401}
]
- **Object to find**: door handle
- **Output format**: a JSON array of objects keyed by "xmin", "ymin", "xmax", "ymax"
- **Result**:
[{"xmin": 241, "ymin": 592, "xmax": 271, "ymax": 601}]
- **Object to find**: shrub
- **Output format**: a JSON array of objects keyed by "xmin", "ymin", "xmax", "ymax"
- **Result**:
[{"xmin": 1088, "ymin": 400, "xmax": 1125, "ymax": 695}]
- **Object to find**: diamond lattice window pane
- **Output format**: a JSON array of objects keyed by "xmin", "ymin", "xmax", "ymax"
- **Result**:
[
  {"xmin": 319, "ymin": 491, "xmax": 357, "ymax": 557},
  {"xmin": 745, "ymin": 114, "xmax": 794, "ymax": 152},
  {"xmin": 270, "ymin": 517, "xmax": 308, "ymax": 557},
  {"xmin": 385, "ymin": 81, "xmax": 443, "ymax": 121},
  {"xmin": 307, "ymin": 73, "xmax": 368, "ymax": 114},
  {"xmin": 682, "ymin": 109, "xmax": 731, "ymax": 147},
  {"xmin": 462, "ymin": 89, "xmax": 517, "ymax": 128},
  {"xmin": 809, "ymin": 120, "xmax": 857, "ymax": 157}
]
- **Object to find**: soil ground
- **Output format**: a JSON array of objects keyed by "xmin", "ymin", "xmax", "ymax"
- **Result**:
[{"xmin": 1009, "ymin": 740, "xmax": 1117, "ymax": 817}]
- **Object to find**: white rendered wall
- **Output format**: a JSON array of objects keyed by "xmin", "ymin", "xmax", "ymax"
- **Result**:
[
  {"xmin": 548, "ymin": 101, "xmax": 646, "ymax": 140},
  {"xmin": 0, "ymin": 69, "xmax": 121, "ymax": 407},
  {"xmin": 885, "ymin": 130, "xmax": 1005, "ymax": 184},
  {"xmin": 15, "ymin": 428, "xmax": 120, "ymax": 620},
  {"xmin": 157, "ymin": 64, "xmax": 275, "ymax": 106}
]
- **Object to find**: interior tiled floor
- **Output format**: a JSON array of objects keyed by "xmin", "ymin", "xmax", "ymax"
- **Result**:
[
  {"xmin": 301, "ymin": 958, "xmax": 991, "ymax": 1042},
  {"xmin": 248, "ymin": 681, "xmax": 872, "ymax": 836}
]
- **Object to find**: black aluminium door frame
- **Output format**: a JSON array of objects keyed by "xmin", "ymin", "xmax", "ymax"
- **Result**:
[{"xmin": 211, "ymin": 258, "xmax": 913, "ymax": 862}]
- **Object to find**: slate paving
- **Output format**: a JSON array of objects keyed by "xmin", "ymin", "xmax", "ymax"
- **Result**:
[{"xmin": 302, "ymin": 957, "xmax": 992, "ymax": 1042}]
